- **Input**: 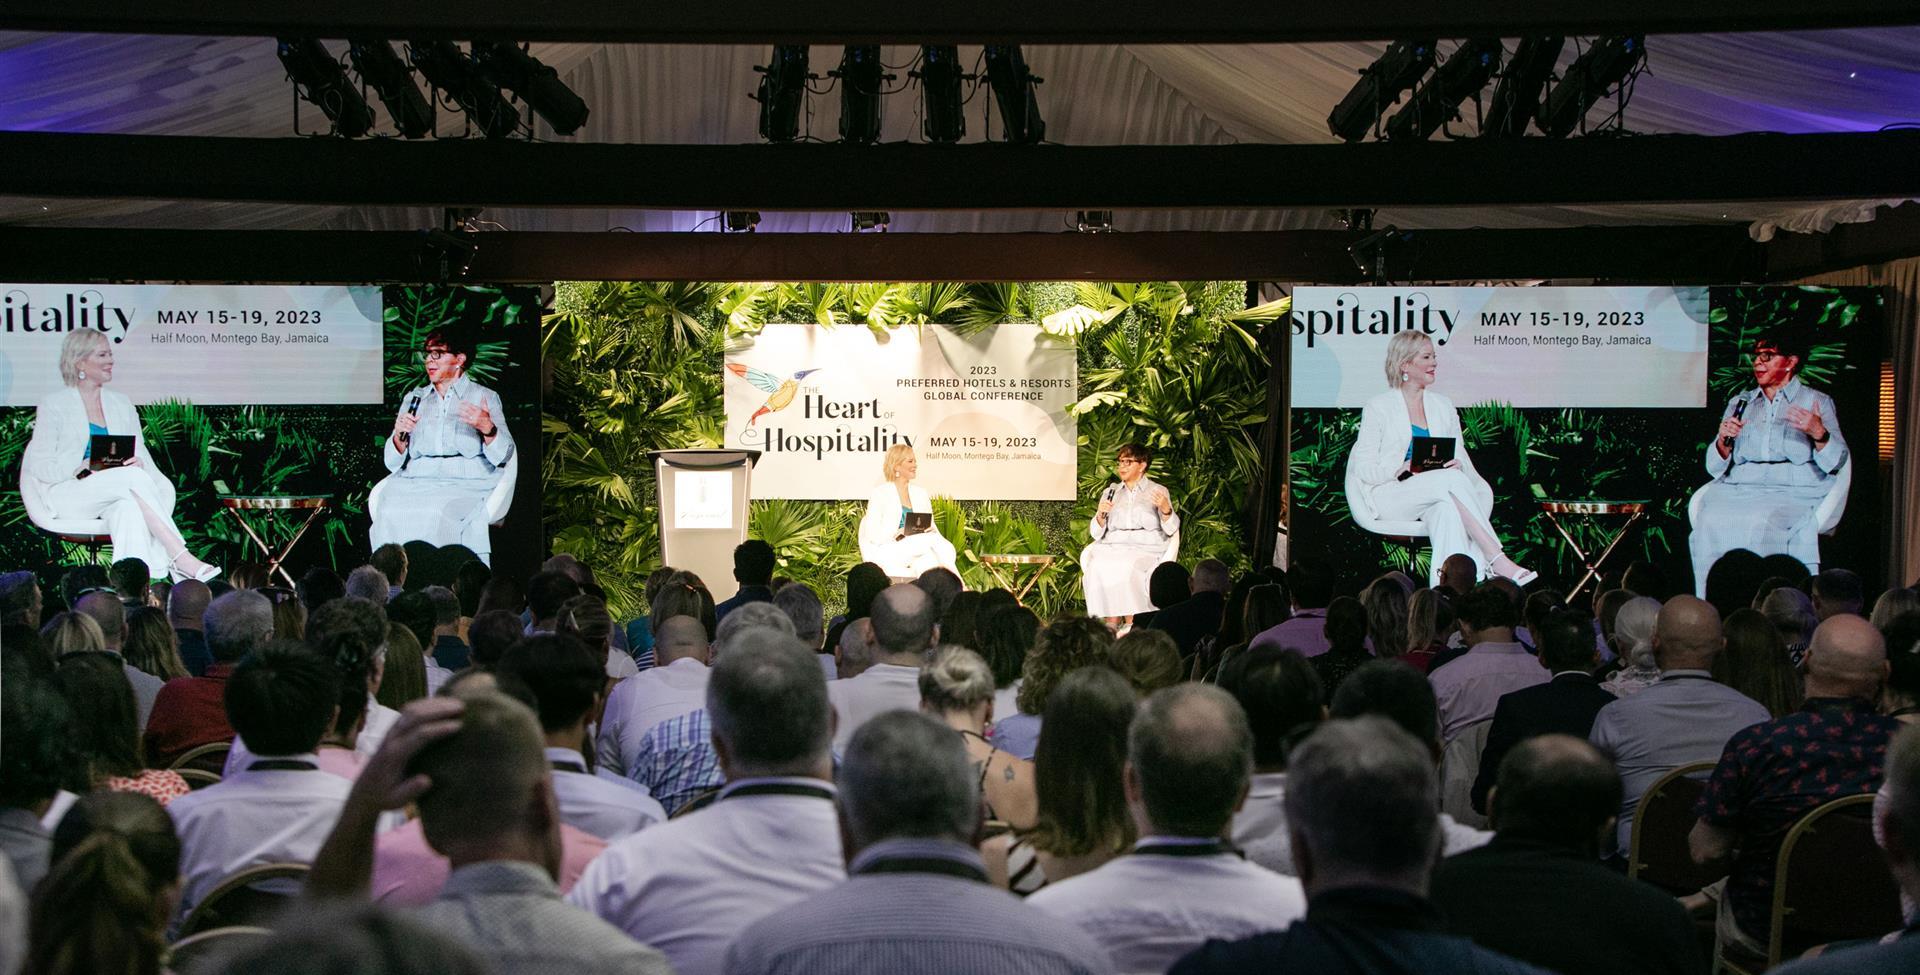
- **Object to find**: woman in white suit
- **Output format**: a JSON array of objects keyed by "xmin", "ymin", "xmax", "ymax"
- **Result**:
[
  {"xmin": 858, "ymin": 444, "xmax": 957, "ymax": 579},
  {"xmin": 21, "ymin": 329, "xmax": 219, "ymax": 581},
  {"xmin": 1348, "ymin": 331, "xmax": 1535, "ymax": 588}
]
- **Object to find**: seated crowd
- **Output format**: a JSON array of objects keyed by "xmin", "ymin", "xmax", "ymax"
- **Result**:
[{"xmin": 2, "ymin": 539, "xmax": 1919, "ymax": 975}]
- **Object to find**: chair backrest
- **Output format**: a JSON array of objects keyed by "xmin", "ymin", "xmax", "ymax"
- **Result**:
[
  {"xmin": 1813, "ymin": 453, "xmax": 1852, "ymax": 535},
  {"xmin": 177, "ymin": 863, "xmax": 310, "ymax": 938},
  {"xmin": 169, "ymin": 741, "xmax": 232, "ymax": 776},
  {"xmin": 1769, "ymin": 793, "xmax": 1903, "ymax": 963},
  {"xmin": 1439, "ymin": 719, "xmax": 1493, "ymax": 831},
  {"xmin": 1628, "ymin": 760, "xmax": 1723, "ymax": 894},
  {"xmin": 176, "ymin": 768, "xmax": 221, "ymax": 791},
  {"xmin": 166, "ymin": 925, "xmax": 272, "ymax": 974}
]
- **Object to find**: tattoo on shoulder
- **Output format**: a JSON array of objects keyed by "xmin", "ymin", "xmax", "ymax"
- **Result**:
[{"xmin": 1003, "ymin": 764, "xmax": 1017, "ymax": 782}]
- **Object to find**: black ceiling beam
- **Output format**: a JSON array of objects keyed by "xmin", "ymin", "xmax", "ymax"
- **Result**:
[
  {"xmin": 1763, "ymin": 202, "xmax": 1920, "ymax": 280},
  {"xmin": 0, "ymin": 226, "xmax": 1762, "ymax": 284},
  {"xmin": 6, "ymin": 131, "xmax": 1920, "ymax": 210},
  {"xmin": 2, "ymin": 0, "xmax": 1916, "ymax": 42}
]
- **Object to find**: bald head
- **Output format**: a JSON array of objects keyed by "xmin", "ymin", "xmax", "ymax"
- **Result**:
[
  {"xmin": 1129, "ymin": 684, "xmax": 1253, "ymax": 838},
  {"xmin": 1804, "ymin": 614, "xmax": 1889, "ymax": 700},
  {"xmin": 1440, "ymin": 554, "xmax": 1477, "ymax": 594},
  {"xmin": 1489, "ymin": 734, "xmax": 1621, "ymax": 854},
  {"xmin": 73, "ymin": 591, "xmax": 126, "ymax": 649},
  {"xmin": 168, "ymin": 579, "xmax": 212, "ymax": 630},
  {"xmin": 653, "ymin": 615, "xmax": 710, "ymax": 666},
  {"xmin": 837, "ymin": 618, "xmax": 880, "ymax": 680},
  {"xmin": 1653, "ymin": 595, "xmax": 1723, "ymax": 671},
  {"xmin": 870, "ymin": 584, "xmax": 936, "ymax": 657}
]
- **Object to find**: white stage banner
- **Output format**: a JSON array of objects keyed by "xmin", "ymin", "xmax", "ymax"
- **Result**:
[
  {"xmin": 724, "ymin": 323, "xmax": 1077, "ymax": 500},
  {"xmin": 1, "ymin": 284, "xmax": 384, "ymax": 406},
  {"xmin": 1290, "ymin": 286, "xmax": 1710, "ymax": 408}
]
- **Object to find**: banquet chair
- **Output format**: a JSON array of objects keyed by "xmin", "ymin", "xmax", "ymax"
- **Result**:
[
  {"xmin": 167, "ymin": 926, "xmax": 271, "ymax": 974},
  {"xmin": 1717, "ymin": 794, "xmax": 1902, "ymax": 974},
  {"xmin": 177, "ymin": 863, "xmax": 310, "ymax": 939}
]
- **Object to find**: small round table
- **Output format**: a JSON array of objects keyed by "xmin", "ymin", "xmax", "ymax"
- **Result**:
[
  {"xmin": 216, "ymin": 494, "xmax": 332, "ymax": 587},
  {"xmin": 977, "ymin": 553, "xmax": 1055, "ymax": 604},
  {"xmin": 1535, "ymin": 499, "xmax": 1648, "ymax": 600}
]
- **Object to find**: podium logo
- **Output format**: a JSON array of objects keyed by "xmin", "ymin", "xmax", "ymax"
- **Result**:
[
  {"xmin": 1291, "ymin": 290, "xmax": 1460, "ymax": 348},
  {"xmin": 2, "ymin": 288, "xmax": 136, "ymax": 342}
]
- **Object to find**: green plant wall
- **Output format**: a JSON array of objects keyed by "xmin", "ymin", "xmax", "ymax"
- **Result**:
[{"xmin": 542, "ymin": 281, "xmax": 1284, "ymax": 618}]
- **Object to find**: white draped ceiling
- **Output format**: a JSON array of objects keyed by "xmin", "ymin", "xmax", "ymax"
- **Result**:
[{"xmin": 1, "ymin": 28, "xmax": 1917, "ymax": 236}]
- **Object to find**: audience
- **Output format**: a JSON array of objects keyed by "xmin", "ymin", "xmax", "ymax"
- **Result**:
[
  {"xmin": 466, "ymin": 608, "xmax": 525, "ymax": 670},
  {"xmin": 215, "ymin": 901, "xmax": 487, "ymax": 975},
  {"xmin": 2, "ymin": 676, "xmax": 73, "ymax": 891},
  {"xmin": 715, "ymin": 540, "xmax": 777, "ymax": 623},
  {"xmin": 1148, "ymin": 558, "xmax": 1231, "ymax": 658},
  {"xmin": 919, "ymin": 646, "xmax": 1038, "ymax": 829},
  {"xmin": 1590, "ymin": 595, "xmax": 1769, "ymax": 854},
  {"xmin": 938, "ymin": 590, "xmax": 985, "ymax": 654},
  {"xmin": 830, "ymin": 584, "xmax": 940, "ymax": 754},
  {"xmin": 166, "ymin": 578, "xmax": 214, "ymax": 676},
  {"xmin": 1218, "ymin": 648, "xmax": 1324, "ymax": 864},
  {"xmin": 1402, "ymin": 586, "xmax": 1451, "ymax": 673},
  {"xmin": 1761, "ymin": 585, "xmax": 1820, "ymax": 666},
  {"xmin": 344, "ymin": 565, "xmax": 391, "ymax": 604},
  {"xmin": 1714, "ymin": 607, "xmax": 1806, "ymax": 717},
  {"xmin": 1870, "ymin": 587, "xmax": 1920, "ymax": 632},
  {"xmin": 1429, "ymin": 584, "xmax": 1549, "ymax": 742},
  {"xmin": 74, "ymin": 590, "xmax": 165, "ymax": 729},
  {"xmin": 109, "ymin": 556, "xmax": 154, "ymax": 610},
  {"xmin": 997, "ymin": 616, "xmax": 1117, "ymax": 761},
  {"xmin": 1109, "ymin": 627, "xmax": 1184, "ymax": 698},
  {"xmin": 771, "ymin": 580, "xmax": 827, "ymax": 657},
  {"xmin": 144, "ymin": 588, "xmax": 274, "ymax": 767},
  {"xmin": 1439, "ymin": 553, "xmax": 1478, "ymax": 598},
  {"xmin": 1433, "ymin": 736, "xmax": 1700, "ymax": 975},
  {"xmin": 297, "ymin": 566, "xmax": 347, "ymax": 615},
  {"xmin": 525, "ymin": 569, "xmax": 583, "ymax": 635},
  {"xmin": 51, "ymin": 653, "xmax": 190, "ymax": 805},
  {"xmin": 0, "ymin": 570, "xmax": 43, "ymax": 628},
  {"xmin": 598, "ymin": 613, "xmax": 712, "ymax": 778},
  {"xmin": 27, "ymin": 791, "xmax": 181, "ymax": 975},
  {"xmin": 1471, "ymin": 608, "xmax": 1616, "ymax": 815},
  {"xmin": 423, "ymin": 585, "xmax": 468, "ymax": 670},
  {"xmin": 377, "ymin": 623, "xmax": 430, "ymax": 709},
  {"xmin": 370, "ymin": 543, "xmax": 408, "ymax": 599},
  {"xmin": 913, "ymin": 566, "xmax": 965, "ymax": 621},
  {"xmin": 1361, "ymin": 578, "xmax": 1411, "ymax": 665},
  {"xmin": 1327, "ymin": 661, "xmax": 1492, "ymax": 862},
  {"xmin": 1885, "ymin": 612, "xmax": 1920, "ymax": 725},
  {"xmin": 822, "ymin": 561, "xmax": 889, "ymax": 655}
]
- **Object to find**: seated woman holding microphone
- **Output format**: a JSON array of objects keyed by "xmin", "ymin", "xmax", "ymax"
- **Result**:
[{"xmin": 1079, "ymin": 442, "xmax": 1180, "ymax": 627}]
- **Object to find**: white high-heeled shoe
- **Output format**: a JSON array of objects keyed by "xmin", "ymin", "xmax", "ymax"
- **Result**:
[{"xmin": 170, "ymin": 552, "xmax": 222, "ymax": 584}]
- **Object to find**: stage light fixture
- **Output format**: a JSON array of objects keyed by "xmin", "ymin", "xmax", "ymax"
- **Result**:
[
  {"xmin": 1384, "ymin": 38, "xmax": 1504, "ymax": 142},
  {"xmin": 471, "ymin": 41, "xmax": 589, "ymax": 135},
  {"xmin": 753, "ymin": 45, "xmax": 810, "ymax": 143},
  {"xmin": 1075, "ymin": 210, "xmax": 1114, "ymax": 233},
  {"xmin": 914, "ymin": 45, "xmax": 966, "ymax": 144},
  {"xmin": 1326, "ymin": 39, "xmax": 1437, "ymax": 143},
  {"xmin": 982, "ymin": 45, "xmax": 1046, "ymax": 144},
  {"xmin": 723, "ymin": 211, "xmax": 761, "ymax": 233},
  {"xmin": 346, "ymin": 39, "xmax": 432, "ymax": 139},
  {"xmin": 833, "ymin": 46, "xmax": 890, "ymax": 145},
  {"xmin": 850, "ymin": 211, "xmax": 890, "ymax": 232},
  {"xmin": 408, "ymin": 40, "xmax": 521, "ymax": 140},
  {"xmin": 276, "ymin": 38, "xmax": 376, "ymax": 138},
  {"xmin": 1537, "ymin": 35, "xmax": 1646, "ymax": 138},
  {"xmin": 1482, "ymin": 35, "xmax": 1565, "ymax": 137}
]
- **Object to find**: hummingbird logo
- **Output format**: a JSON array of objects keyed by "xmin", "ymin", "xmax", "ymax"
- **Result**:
[{"xmin": 727, "ymin": 364, "xmax": 822, "ymax": 432}]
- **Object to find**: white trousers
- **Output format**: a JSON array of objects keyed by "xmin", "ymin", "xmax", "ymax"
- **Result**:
[
  {"xmin": 1368, "ymin": 468, "xmax": 1500, "ymax": 587},
  {"xmin": 1080, "ymin": 539, "xmax": 1166, "ymax": 617},
  {"xmin": 863, "ymin": 532, "xmax": 958, "ymax": 581},
  {"xmin": 55, "ymin": 467, "xmax": 179, "ymax": 568}
]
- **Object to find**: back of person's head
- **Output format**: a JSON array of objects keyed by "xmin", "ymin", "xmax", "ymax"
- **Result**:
[
  {"xmin": 377, "ymin": 624, "xmax": 428, "ymax": 711},
  {"xmin": 60, "ymin": 564, "xmax": 109, "ymax": 609},
  {"xmin": 386, "ymin": 590, "xmax": 437, "ymax": 652},
  {"xmin": 1804, "ymin": 613, "xmax": 1889, "ymax": 700},
  {"xmin": 121, "ymin": 606, "xmax": 184, "ymax": 681},
  {"xmin": 1324, "ymin": 596, "xmax": 1368, "ymax": 655},
  {"xmin": 836, "ymin": 618, "xmax": 881, "ymax": 680},
  {"xmin": 1405, "ymin": 588, "xmax": 1448, "ymax": 652},
  {"xmin": 307, "ymin": 596, "xmax": 387, "ymax": 736},
  {"xmin": 975, "ymin": 604, "xmax": 1039, "ymax": 690},
  {"xmin": 1885, "ymin": 613, "xmax": 1920, "ymax": 708},
  {"xmin": 641, "ymin": 566, "xmax": 676, "ymax": 609},
  {"xmin": 1455, "ymin": 583, "xmax": 1519, "ymax": 633},
  {"xmin": 1813, "ymin": 568, "xmax": 1866, "ymax": 618},
  {"xmin": 73, "ymin": 591, "xmax": 126, "ymax": 648},
  {"xmin": 525, "ymin": 570, "xmax": 582, "ymax": 624},
  {"xmin": 424, "ymin": 586, "xmax": 461, "ymax": 631},
  {"xmin": 1753, "ymin": 554, "xmax": 1809, "ymax": 594},
  {"xmin": 840, "ymin": 709, "xmax": 978, "ymax": 848},
  {"xmin": 295, "ymin": 568, "xmax": 345, "ymax": 614},
  {"xmin": 272, "ymin": 595, "xmax": 309, "ymax": 642},
  {"xmin": 1148, "ymin": 562, "xmax": 1191, "ymax": 610},
  {"xmin": 1704, "ymin": 549, "xmax": 1766, "ymax": 621},
  {"xmin": 1129, "ymin": 684, "xmax": 1253, "ymax": 838},
  {"xmin": 870, "ymin": 583, "xmax": 937, "ymax": 657},
  {"xmin": 912, "ymin": 567, "xmax": 964, "ymax": 619},
  {"xmin": 1537, "ymin": 607, "xmax": 1599, "ymax": 673},
  {"xmin": 345, "ymin": 565, "xmax": 391, "ymax": 604},
  {"xmin": 1488, "ymin": 735, "xmax": 1622, "ymax": 855},
  {"xmin": 772, "ymin": 582, "xmax": 825, "ymax": 649},
  {"xmin": 41, "ymin": 610, "xmax": 106, "ymax": 657},
  {"xmin": 1653, "ymin": 594, "xmax": 1724, "ymax": 670},
  {"xmin": 215, "ymin": 901, "xmax": 488, "ymax": 975},
  {"xmin": 1361, "ymin": 582, "xmax": 1409, "ymax": 660},
  {"xmin": 713, "ymin": 601, "xmax": 797, "ymax": 662},
  {"xmin": 1621, "ymin": 560, "xmax": 1670, "ymax": 601},
  {"xmin": 1015, "ymin": 616, "xmax": 1116, "ymax": 715},
  {"xmin": 1191, "ymin": 558, "xmax": 1232, "ymax": 595},
  {"xmin": 1242, "ymin": 584, "xmax": 1291, "ymax": 641},
  {"xmin": 52, "ymin": 652, "xmax": 143, "ymax": 786},
  {"xmin": 1328, "ymin": 660, "xmax": 1441, "ymax": 757},
  {"xmin": 652, "ymin": 614, "xmax": 711, "ymax": 667},
  {"xmin": 541, "ymin": 553, "xmax": 589, "ymax": 585},
  {"xmin": 204, "ymin": 588, "xmax": 275, "ymax": 665},
  {"xmin": 1613, "ymin": 595, "xmax": 1663, "ymax": 669},
  {"xmin": 1109, "ymin": 628, "xmax": 1182, "ymax": 697},
  {"xmin": 495, "ymin": 634, "xmax": 604, "ymax": 734},
  {"xmin": 226, "ymin": 640, "xmax": 342, "ymax": 757},
  {"xmin": 1522, "ymin": 589, "xmax": 1565, "ymax": 638},
  {"xmin": 1870, "ymin": 588, "xmax": 1920, "ymax": 632},
  {"xmin": 844, "ymin": 562, "xmax": 891, "ymax": 620},
  {"xmin": 474, "ymin": 576, "xmax": 527, "ymax": 618},
  {"xmin": 651, "ymin": 574, "xmax": 717, "ymax": 641},
  {"xmin": 0, "ymin": 570, "xmax": 41, "ymax": 626},
  {"xmin": 918, "ymin": 646, "xmax": 996, "ymax": 714},
  {"xmin": 452, "ymin": 560, "xmax": 493, "ymax": 617},
  {"xmin": 108, "ymin": 558, "xmax": 150, "ymax": 601},
  {"xmin": 1285, "ymin": 717, "xmax": 1440, "ymax": 889},
  {"xmin": 1439, "ymin": 553, "xmax": 1478, "ymax": 594},
  {"xmin": 938, "ymin": 590, "xmax": 984, "ymax": 652},
  {"xmin": 370, "ymin": 543, "xmax": 409, "ymax": 587},
  {"xmin": 1715, "ymin": 608, "xmax": 1804, "ymax": 717},
  {"xmin": 1219, "ymin": 647, "xmax": 1323, "ymax": 770},
  {"xmin": 1029, "ymin": 666, "xmax": 1139, "ymax": 857},
  {"xmin": 1595, "ymin": 589, "xmax": 1634, "ymax": 643},
  {"xmin": 732, "ymin": 539, "xmax": 776, "ymax": 587},
  {"xmin": 29, "ymin": 791, "xmax": 180, "ymax": 975},
  {"xmin": 1, "ymin": 676, "xmax": 75, "ymax": 810},
  {"xmin": 3, "ymin": 622, "xmax": 54, "ymax": 682},
  {"xmin": 1287, "ymin": 558, "xmax": 1334, "ymax": 609},
  {"xmin": 411, "ymin": 689, "xmax": 554, "ymax": 860},
  {"xmin": 707, "ymin": 628, "xmax": 832, "ymax": 777},
  {"xmin": 466, "ymin": 609, "xmax": 525, "ymax": 670},
  {"xmin": 554, "ymin": 594, "xmax": 614, "ymax": 654}
]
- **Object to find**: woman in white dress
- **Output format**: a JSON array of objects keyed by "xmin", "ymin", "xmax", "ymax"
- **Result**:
[
  {"xmin": 857, "ymin": 444, "xmax": 958, "ymax": 579},
  {"xmin": 22, "ymin": 329, "xmax": 219, "ymax": 581},
  {"xmin": 1079, "ymin": 442, "xmax": 1180, "ymax": 625},
  {"xmin": 370, "ymin": 328, "xmax": 515, "ymax": 564},
  {"xmin": 1347, "ymin": 331, "xmax": 1535, "ymax": 588}
]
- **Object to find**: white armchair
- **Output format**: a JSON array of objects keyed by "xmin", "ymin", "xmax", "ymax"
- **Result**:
[
  {"xmin": 1687, "ymin": 453, "xmax": 1851, "ymax": 566},
  {"xmin": 366, "ymin": 451, "xmax": 518, "ymax": 565},
  {"xmin": 20, "ymin": 470, "xmax": 112, "ymax": 546}
]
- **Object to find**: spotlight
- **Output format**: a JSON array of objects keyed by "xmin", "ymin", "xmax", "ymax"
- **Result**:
[
  {"xmin": 1326, "ymin": 39, "xmax": 1437, "ymax": 143},
  {"xmin": 347, "ymin": 39, "xmax": 432, "ymax": 139},
  {"xmin": 1075, "ymin": 210, "xmax": 1114, "ymax": 233},
  {"xmin": 914, "ymin": 45, "xmax": 966, "ymax": 144},
  {"xmin": 418, "ymin": 228, "xmax": 479, "ymax": 283},
  {"xmin": 408, "ymin": 40, "xmax": 521, "ymax": 140},
  {"xmin": 833, "ymin": 46, "xmax": 891, "ymax": 145},
  {"xmin": 1482, "ymin": 36, "xmax": 1565, "ymax": 137},
  {"xmin": 1384, "ymin": 38, "xmax": 1503, "ymax": 142},
  {"xmin": 1538, "ymin": 35, "xmax": 1646, "ymax": 138},
  {"xmin": 850, "ymin": 211, "xmax": 890, "ymax": 232},
  {"xmin": 723, "ymin": 211, "xmax": 761, "ymax": 233},
  {"xmin": 276, "ymin": 38, "xmax": 375, "ymax": 138},
  {"xmin": 470, "ymin": 41, "xmax": 589, "ymax": 136},
  {"xmin": 982, "ymin": 45, "xmax": 1046, "ymax": 144},
  {"xmin": 753, "ymin": 45, "xmax": 810, "ymax": 143},
  {"xmin": 1348, "ymin": 226, "xmax": 1412, "ymax": 283}
]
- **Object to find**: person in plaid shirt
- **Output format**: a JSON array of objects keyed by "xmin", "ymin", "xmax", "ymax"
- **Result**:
[{"xmin": 1690, "ymin": 614, "xmax": 1900, "ymax": 953}]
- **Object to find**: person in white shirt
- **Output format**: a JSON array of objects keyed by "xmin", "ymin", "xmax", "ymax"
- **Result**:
[
  {"xmin": 829, "ymin": 584, "xmax": 937, "ymax": 756},
  {"xmin": 496, "ymin": 634, "xmax": 665, "ymax": 841},
  {"xmin": 567, "ymin": 628, "xmax": 845, "ymax": 975},
  {"xmin": 1218, "ymin": 647, "xmax": 1326, "ymax": 856},
  {"xmin": 1030, "ymin": 685, "xmax": 1307, "ymax": 974},
  {"xmin": 168, "ymin": 641, "xmax": 351, "ymax": 929},
  {"xmin": 596, "ymin": 614, "xmax": 712, "ymax": 777}
]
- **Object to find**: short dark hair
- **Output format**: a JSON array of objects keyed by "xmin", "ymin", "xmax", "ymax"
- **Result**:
[
  {"xmin": 1130, "ymin": 685, "xmax": 1253, "ymax": 837},
  {"xmin": 1814, "ymin": 568, "xmax": 1864, "ymax": 609},
  {"xmin": 1117, "ymin": 442, "xmax": 1152, "ymax": 467},
  {"xmin": 468, "ymin": 610, "xmax": 527, "ymax": 670},
  {"xmin": 1218, "ymin": 647, "xmax": 1323, "ymax": 768},
  {"xmin": 844, "ymin": 563, "xmax": 891, "ymax": 620},
  {"xmin": 387, "ymin": 591, "xmax": 437, "ymax": 651},
  {"xmin": 0, "ymin": 676, "xmax": 75, "ymax": 807},
  {"xmin": 298, "ymin": 567, "xmax": 347, "ymax": 613},
  {"xmin": 733, "ymin": 540, "xmax": 777, "ymax": 587},
  {"xmin": 370, "ymin": 544, "xmax": 409, "ymax": 586},
  {"xmin": 495, "ymin": 634, "xmax": 605, "ymax": 733},
  {"xmin": 840, "ymin": 710, "xmax": 977, "ymax": 846},
  {"xmin": 975, "ymin": 604, "xmax": 1040, "ymax": 688},
  {"xmin": 60, "ymin": 565, "xmax": 109, "ymax": 610},
  {"xmin": 913, "ymin": 567, "xmax": 964, "ymax": 619},
  {"xmin": 1490, "ymin": 735, "xmax": 1622, "ymax": 853},
  {"xmin": 1750, "ymin": 327, "xmax": 1805, "ymax": 365},
  {"xmin": 1538, "ymin": 608, "xmax": 1598, "ymax": 672},
  {"xmin": 1287, "ymin": 557, "xmax": 1334, "ymax": 609},
  {"xmin": 707, "ymin": 629, "xmax": 831, "ymax": 773},
  {"xmin": 1148, "ymin": 562, "xmax": 1191, "ymax": 610},
  {"xmin": 423, "ymin": 325, "xmax": 478, "ymax": 367},
  {"xmin": 1329, "ymin": 659, "xmax": 1441, "ymax": 751},
  {"xmin": 225, "ymin": 640, "xmax": 342, "ymax": 757},
  {"xmin": 1325, "ymin": 596, "xmax": 1369, "ymax": 654},
  {"xmin": 526, "ymin": 571, "xmax": 581, "ymax": 622},
  {"xmin": 109, "ymin": 558, "xmax": 150, "ymax": 600},
  {"xmin": 452, "ymin": 560, "xmax": 492, "ymax": 616},
  {"xmin": 306, "ymin": 596, "xmax": 387, "ymax": 737},
  {"xmin": 1455, "ymin": 583, "xmax": 1520, "ymax": 631}
]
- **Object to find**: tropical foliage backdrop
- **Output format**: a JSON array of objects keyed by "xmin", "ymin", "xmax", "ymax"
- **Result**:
[{"xmin": 542, "ymin": 280, "xmax": 1286, "ymax": 618}]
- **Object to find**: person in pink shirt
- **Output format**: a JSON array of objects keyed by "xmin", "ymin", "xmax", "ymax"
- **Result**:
[
  {"xmin": 1428, "ymin": 584, "xmax": 1548, "ymax": 742},
  {"xmin": 370, "ymin": 817, "xmax": 606, "ymax": 905}
]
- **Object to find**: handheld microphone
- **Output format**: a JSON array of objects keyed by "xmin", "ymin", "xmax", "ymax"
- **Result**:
[
  {"xmin": 397, "ymin": 394, "xmax": 422, "ymax": 446},
  {"xmin": 1721, "ymin": 396, "xmax": 1748, "ymax": 450}
]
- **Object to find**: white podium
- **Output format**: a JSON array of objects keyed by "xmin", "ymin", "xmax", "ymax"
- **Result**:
[{"xmin": 650, "ymin": 449, "xmax": 759, "ymax": 604}]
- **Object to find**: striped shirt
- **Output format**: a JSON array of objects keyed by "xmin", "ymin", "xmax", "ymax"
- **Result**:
[{"xmin": 629, "ymin": 709, "xmax": 725, "ymax": 814}]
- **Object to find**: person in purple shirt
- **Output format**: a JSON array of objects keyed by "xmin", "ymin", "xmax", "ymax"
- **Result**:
[
  {"xmin": 1429, "ymin": 585, "xmax": 1548, "ymax": 742},
  {"xmin": 1250, "ymin": 558, "xmax": 1339, "ymax": 658}
]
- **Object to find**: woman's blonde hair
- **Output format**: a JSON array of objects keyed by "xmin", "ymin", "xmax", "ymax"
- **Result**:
[
  {"xmin": 919, "ymin": 645, "xmax": 996, "ymax": 712},
  {"xmin": 1383, "ymin": 330, "xmax": 1433, "ymax": 389},
  {"xmin": 41, "ymin": 611, "xmax": 106, "ymax": 657},
  {"xmin": 881, "ymin": 443, "xmax": 916, "ymax": 481},
  {"xmin": 58, "ymin": 328, "xmax": 109, "ymax": 386}
]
